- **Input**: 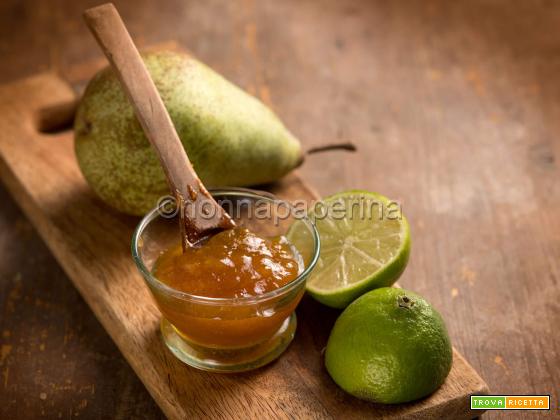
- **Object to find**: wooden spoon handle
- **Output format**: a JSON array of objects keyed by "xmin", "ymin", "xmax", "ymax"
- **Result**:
[{"xmin": 83, "ymin": 3, "xmax": 235, "ymax": 247}]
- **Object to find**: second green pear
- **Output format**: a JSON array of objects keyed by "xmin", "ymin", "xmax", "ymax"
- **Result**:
[{"xmin": 74, "ymin": 51, "xmax": 302, "ymax": 215}]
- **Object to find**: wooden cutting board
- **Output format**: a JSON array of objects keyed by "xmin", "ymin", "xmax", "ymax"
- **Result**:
[{"xmin": 0, "ymin": 69, "xmax": 488, "ymax": 419}]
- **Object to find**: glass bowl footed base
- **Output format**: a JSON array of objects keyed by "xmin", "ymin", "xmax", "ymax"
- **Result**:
[{"xmin": 160, "ymin": 313, "xmax": 297, "ymax": 373}]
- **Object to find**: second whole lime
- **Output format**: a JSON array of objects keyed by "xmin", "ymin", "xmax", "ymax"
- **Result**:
[{"xmin": 325, "ymin": 287, "xmax": 453, "ymax": 404}]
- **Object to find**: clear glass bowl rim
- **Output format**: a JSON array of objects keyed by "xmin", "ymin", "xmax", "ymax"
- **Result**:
[{"xmin": 131, "ymin": 187, "xmax": 321, "ymax": 305}]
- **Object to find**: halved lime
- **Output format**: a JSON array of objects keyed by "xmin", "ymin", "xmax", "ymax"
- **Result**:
[{"xmin": 288, "ymin": 190, "xmax": 410, "ymax": 308}]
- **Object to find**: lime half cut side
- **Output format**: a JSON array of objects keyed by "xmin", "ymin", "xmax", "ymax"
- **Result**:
[{"xmin": 288, "ymin": 190, "xmax": 411, "ymax": 308}]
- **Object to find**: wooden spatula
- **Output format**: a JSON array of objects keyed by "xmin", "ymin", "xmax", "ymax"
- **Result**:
[{"xmin": 83, "ymin": 3, "xmax": 236, "ymax": 250}]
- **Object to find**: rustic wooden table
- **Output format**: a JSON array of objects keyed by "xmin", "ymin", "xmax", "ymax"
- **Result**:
[{"xmin": 0, "ymin": 1, "xmax": 558, "ymax": 419}]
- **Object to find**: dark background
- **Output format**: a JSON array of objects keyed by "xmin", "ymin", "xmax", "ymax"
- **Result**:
[{"xmin": 1, "ymin": 0, "xmax": 559, "ymax": 418}]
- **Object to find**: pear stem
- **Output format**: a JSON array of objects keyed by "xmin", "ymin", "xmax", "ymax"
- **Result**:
[
  {"xmin": 296, "ymin": 141, "xmax": 357, "ymax": 167},
  {"xmin": 306, "ymin": 142, "xmax": 357, "ymax": 154}
]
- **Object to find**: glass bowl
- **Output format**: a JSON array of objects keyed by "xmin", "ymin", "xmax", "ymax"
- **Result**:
[{"xmin": 132, "ymin": 188, "xmax": 320, "ymax": 372}]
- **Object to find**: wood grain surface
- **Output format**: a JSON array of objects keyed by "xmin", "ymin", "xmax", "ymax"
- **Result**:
[
  {"xmin": 0, "ymin": 72, "xmax": 487, "ymax": 419},
  {"xmin": 0, "ymin": 1, "xmax": 559, "ymax": 419}
]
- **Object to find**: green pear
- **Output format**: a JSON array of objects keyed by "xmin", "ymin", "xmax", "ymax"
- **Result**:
[{"xmin": 74, "ymin": 51, "xmax": 302, "ymax": 215}]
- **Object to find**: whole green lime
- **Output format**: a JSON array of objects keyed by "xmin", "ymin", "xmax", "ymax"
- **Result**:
[{"xmin": 325, "ymin": 287, "xmax": 452, "ymax": 404}]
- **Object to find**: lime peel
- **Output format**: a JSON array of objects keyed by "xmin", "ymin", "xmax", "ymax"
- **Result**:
[{"xmin": 288, "ymin": 190, "xmax": 411, "ymax": 308}]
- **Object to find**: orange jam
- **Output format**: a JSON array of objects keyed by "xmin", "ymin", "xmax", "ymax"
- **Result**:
[
  {"xmin": 152, "ymin": 227, "xmax": 304, "ymax": 348},
  {"xmin": 154, "ymin": 227, "xmax": 301, "ymax": 298}
]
